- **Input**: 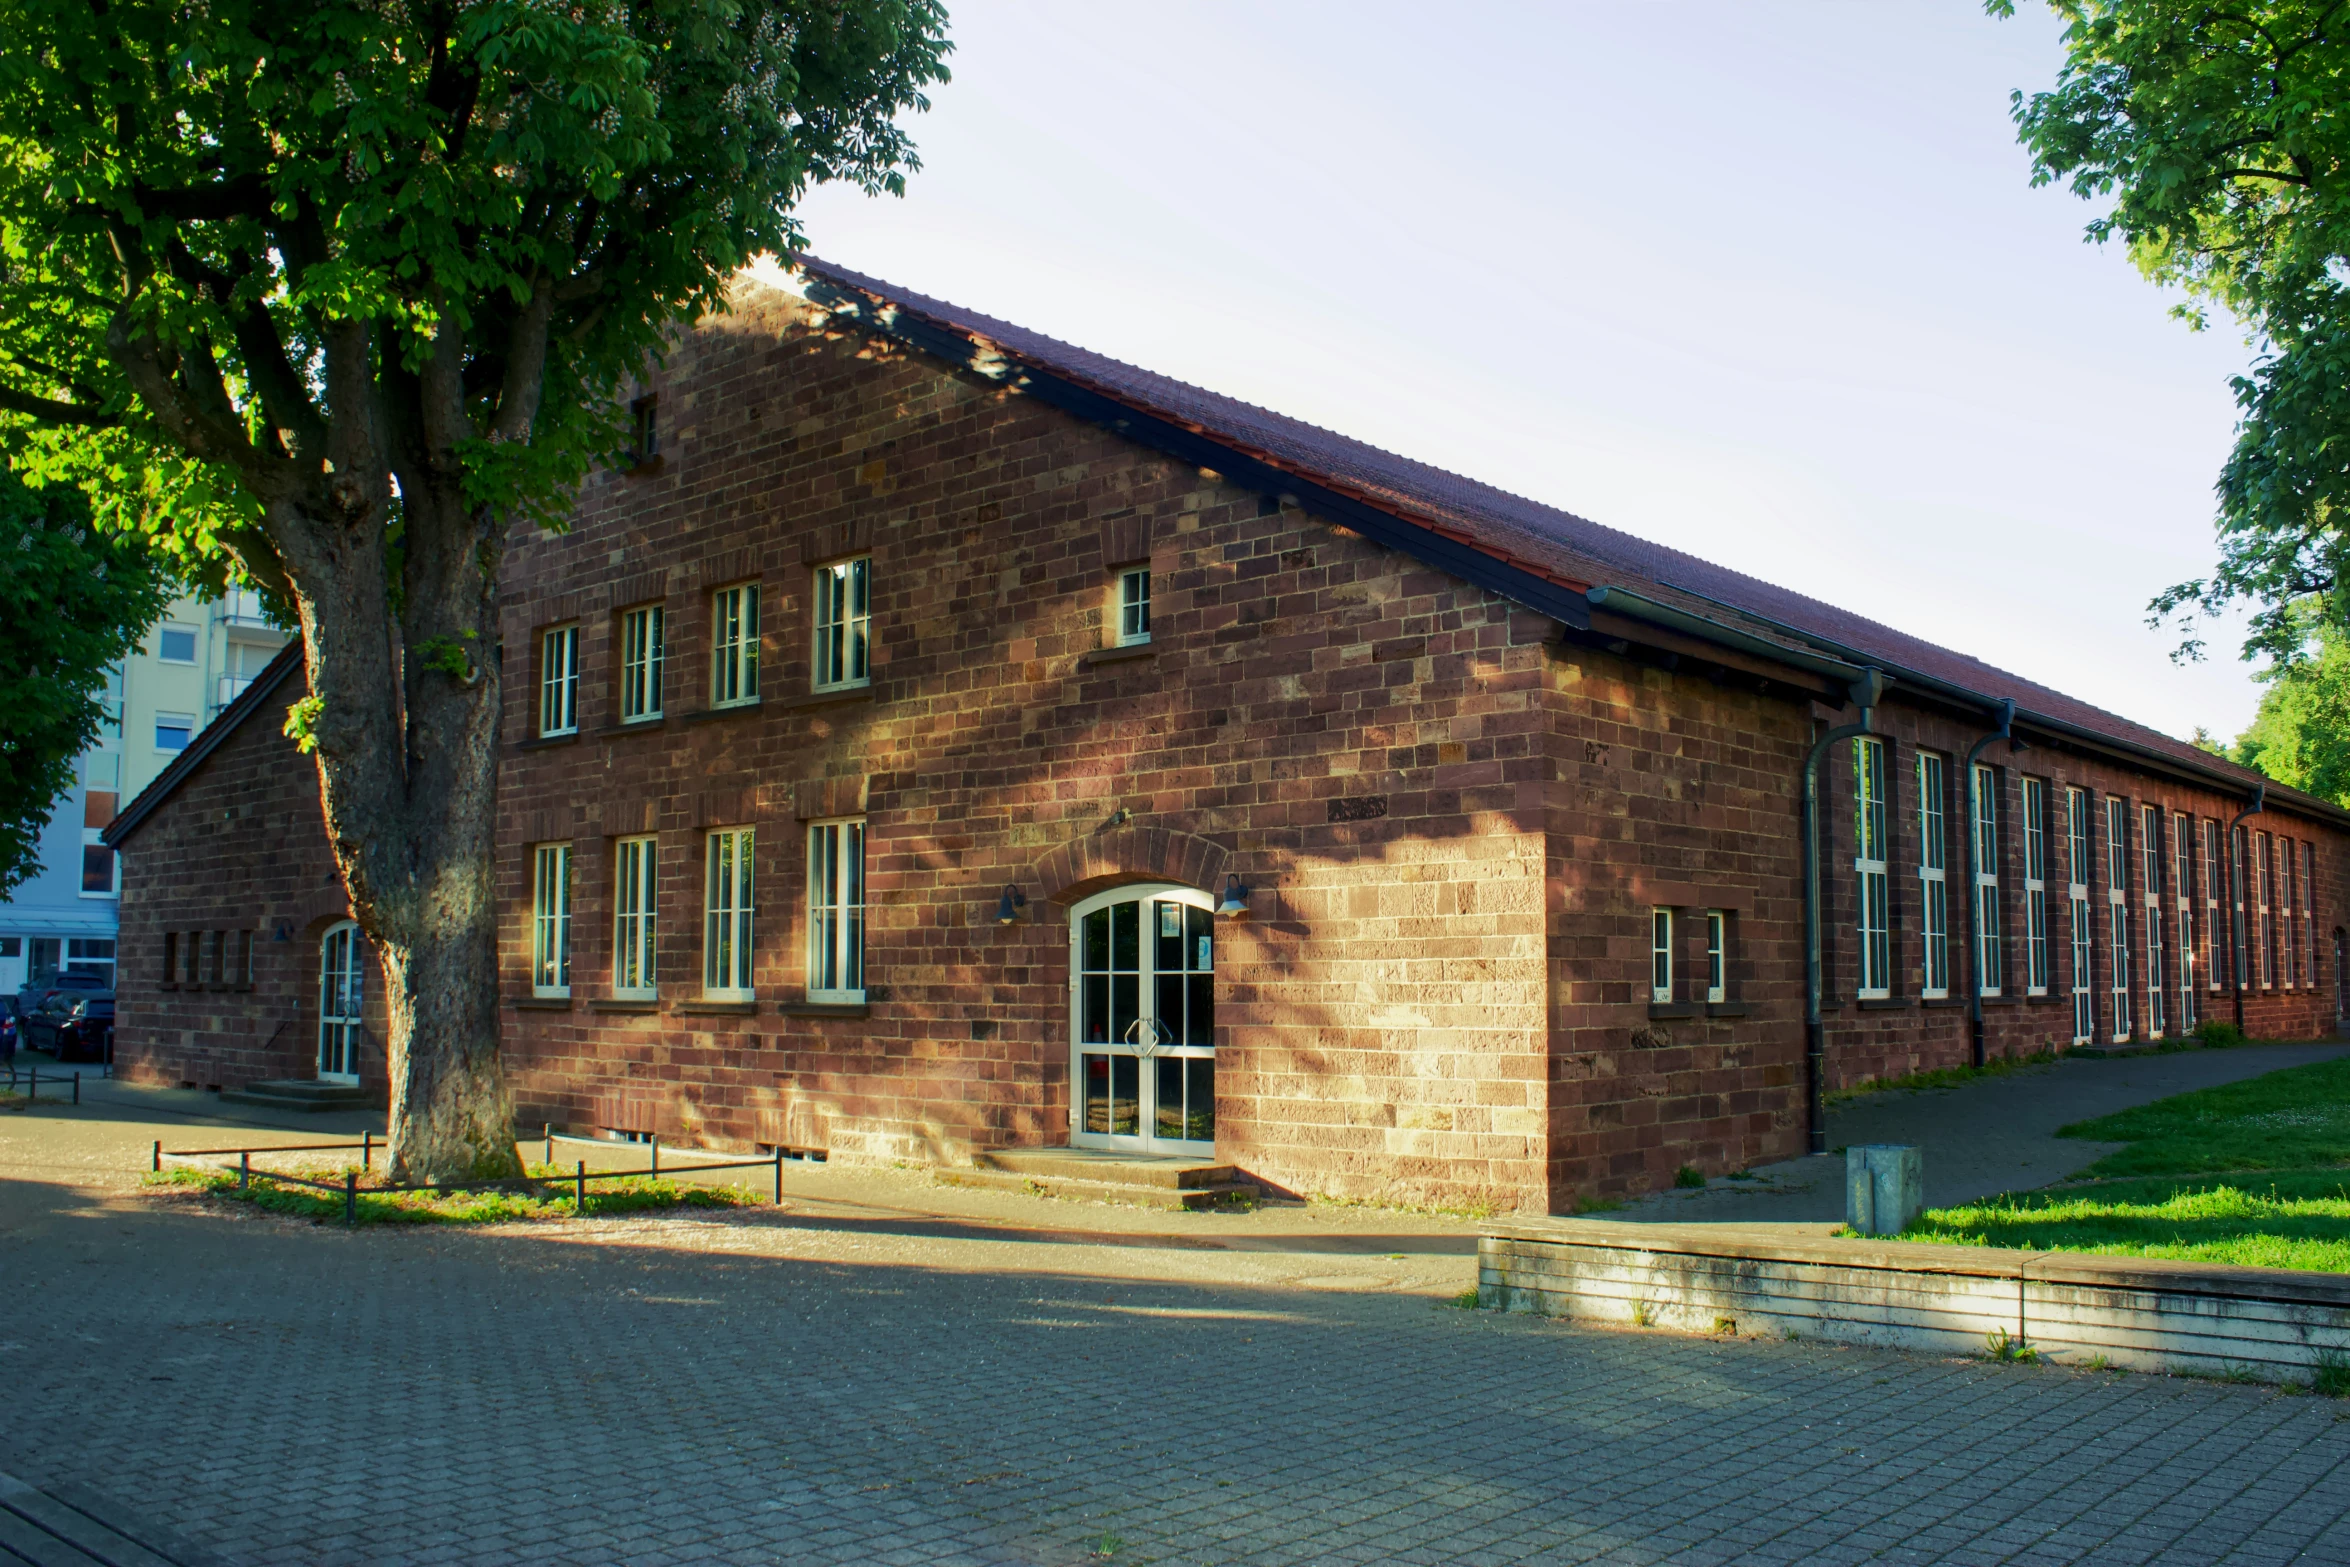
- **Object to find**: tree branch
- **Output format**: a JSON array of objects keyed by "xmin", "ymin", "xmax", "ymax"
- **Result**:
[{"xmin": 0, "ymin": 383, "xmax": 120, "ymax": 427}]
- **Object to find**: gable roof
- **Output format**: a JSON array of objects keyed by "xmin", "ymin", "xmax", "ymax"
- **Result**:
[
  {"xmin": 103, "ymin": 638, "xmax": 304, "ymax": 848},
  {"xmin": 799, "ymin": 257, "xmax": 2330, "ymax": 822}
]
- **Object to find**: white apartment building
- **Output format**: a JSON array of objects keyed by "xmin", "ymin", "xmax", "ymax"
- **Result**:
[{"xmin": 0, "ymin": 588, "xmax": 290, "ymax": 999}]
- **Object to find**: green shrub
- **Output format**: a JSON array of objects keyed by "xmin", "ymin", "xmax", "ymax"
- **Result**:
[
  {"xmin": 1674, "ymin": 1165, "xmax": 1706, "ymax": 1189},
  {"xmin": 2194, "ymin": 1019, "xmax": 2248, "ymax": 1050}
]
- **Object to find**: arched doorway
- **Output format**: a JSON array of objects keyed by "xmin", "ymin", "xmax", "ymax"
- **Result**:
[
  {"xmin": 1069, "ymin": 884, "xmax": 1215, "ymax": 1155},
  {"xmin": 318, "ymin": 922, "xmax": 365, "ymax": 1084}
]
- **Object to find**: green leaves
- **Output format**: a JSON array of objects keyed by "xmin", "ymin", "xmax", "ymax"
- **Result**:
[
  {"xmin": 1998, "ymin": 2, "xmax": 2350, "ymax": 665},
  {"xmin": 0, "ymin": 466, "xmax": 176, "ymax": 894}
]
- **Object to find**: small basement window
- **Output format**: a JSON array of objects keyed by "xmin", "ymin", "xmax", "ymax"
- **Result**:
[{"xmin": 1113, "ymin": 567, "xmax": 1151, "ymax": 646}]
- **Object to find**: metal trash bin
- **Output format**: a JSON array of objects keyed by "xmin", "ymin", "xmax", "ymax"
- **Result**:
[{"xmin": 1845, "ymin": 1144, "xmax": 1922, "ymax": 1236}]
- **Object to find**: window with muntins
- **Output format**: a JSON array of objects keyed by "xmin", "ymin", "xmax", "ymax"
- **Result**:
[
  {"xmin": 2305, "ymin": 841, "xmax": 2319, "ymax": 989},
  {"xmin": 1706, "ymin": 910, "xmax": 1726, "ymax": 1004},
  {"xmin": 1116, "ymin": 568, "xmax": 1151, "ymax": 646},
  {"xmin": 1917, "ymin": 752, "xmax": 1949, "ymax": 997},
  {"xmin": 620, "ymin": 605, "xmax": 664, "ymax": 722},
  {"xmin": 532, "ymin": 842, "xmax": 571, "ymax": 997},
  {"xmin": 612, "ymin": 835, "xmax": 657, "ymax": 999},
  {"xmin": 2142, "ymin": 806, "xmax": 2166, "ymax": 1037},
  {"xmin": 2258, "ymin": 832, "xmax": 2275, "ymax": 987},
  {"xmin": 711, "ymin": 584, "xmax": 760, "ymax": 707},
  {"xmin": 703, "ymin": 827, "xmax": 755, "ymax": 998},
  {"xmin": 2107, "ymin": 798, "xmax": 2132, "ymax": 1040},
  {"xmin": 2022, "ymin": 777, "xmax": 2049, "ymax": 995},
  {"xmin": 813, "ymin": 558, "xmax": 871, "ymax": 691},
  {"xmin": 2205, "ymin": 820, "xmax": 2225, "ymax": 993},
  {"xmin": 2176, "ymin": 815, "xmax": 2198, "ymax": 1031},
  {"xmin": 539, "ymin": 624, "xmax": 579, "ymax": 737},
  {"xmin": 2231, "ymin": 825, "xmax": 2251, "ymax": 988},
  {"xmin": 807, "ymin": 818, "xmax": 866, "ymax": 1003},
  {"xmin": 1971, "ymin": 762, "xmax": 2000, "ymax": 997},
  {"xmin": 1855, "ymin": 739, "xmax": 1890, "ymax": 998},
  {"xmin": 2067, "ymin": 787, "xmax": 2093, "ymax": 1044},
  {"xmin": 2282, "ymin": 836, "xmax": 2301, "ymax": 987},
  {"xmin": 1650, "ymin": 907, "xmax": 1674, "ymax": 1004}
]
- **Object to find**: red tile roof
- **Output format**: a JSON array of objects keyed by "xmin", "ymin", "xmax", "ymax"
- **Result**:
[{"xmin": 801, "ymin": 257, "xmax": 2310, "ymax": 815}]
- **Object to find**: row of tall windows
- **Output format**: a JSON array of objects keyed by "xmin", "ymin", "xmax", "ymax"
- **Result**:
[
  {"xmin": 538, "ymin": 558, "xmax": 1156, "ymax": 738},
  {"xmin": 1851, "ymin": 741, "xmax": 2316, "ymax": 1037},
  {"xmin": 529, "ymin": 819, "xmax": 867, "ymax": 1005}
]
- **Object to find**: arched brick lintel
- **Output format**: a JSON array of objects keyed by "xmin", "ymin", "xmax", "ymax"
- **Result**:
[{"xmin": 1031, "ymin": 826, "xmax": 1230, "ymax": 905}]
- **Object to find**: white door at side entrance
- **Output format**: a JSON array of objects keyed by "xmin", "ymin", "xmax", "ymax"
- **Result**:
[
  {"xmin": 1069, "ymin": 884, "xmax": 1215, "ymax": 1156},
  {"xmin": 318, "ymin": 921, "xmax": 364, "ymax": 1084}
]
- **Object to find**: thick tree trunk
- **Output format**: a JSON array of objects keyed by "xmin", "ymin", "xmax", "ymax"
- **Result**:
[{"xmin": 274, "ymin": 466, "xmax": 521, "ymax": 1184}]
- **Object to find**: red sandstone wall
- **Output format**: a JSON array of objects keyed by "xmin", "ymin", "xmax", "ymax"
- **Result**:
[
  {"xmin": 112, "ymin": 703, "xmax": 388, "ymax": 1099},
  {"xmin": 493, "ymin": 281, "xmax": 1555, "ymax": 1210}
]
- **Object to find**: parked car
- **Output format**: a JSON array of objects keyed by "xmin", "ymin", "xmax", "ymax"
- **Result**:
[
  {"xmin": 26, "ymin": 989, "xmax": 111, "ymax": 1061},
  {"xmin": 0, "ymin": 1003, "xmax": 17, "ymax": 1061},
  {"xmin": 14, "ymin": 968, "xmax": 107, "ymax": 1023},
  {"xmin": 49, "ymin": 995, "xmax": 113, "ymax": 1063}
]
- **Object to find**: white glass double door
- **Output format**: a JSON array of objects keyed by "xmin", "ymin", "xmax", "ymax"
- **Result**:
[
  {"xmin": 318, "ymin": 922, "xmax": 365, "ymax": 1084},
  {"xmin": 1070, "ymin": 885, "xmax": 1216, "ymax": 1155}
]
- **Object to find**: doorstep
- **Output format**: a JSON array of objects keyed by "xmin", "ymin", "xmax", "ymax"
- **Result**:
[{"xmin": 939, "ymin": 1146, "xmax": 1257, "ymax": 1211}]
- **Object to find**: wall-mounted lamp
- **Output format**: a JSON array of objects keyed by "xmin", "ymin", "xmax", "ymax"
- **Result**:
[
  {"xmin": 995, "ymin": 884, "xmax": 1028, "ymax": 925},
  {"xmin": 1103, "ymin": 807, "xmax": 1133, "ymax": 830},
  {"xmin": 1217, "ymin": 875, "xmax": 1252, "ymax": 920}
]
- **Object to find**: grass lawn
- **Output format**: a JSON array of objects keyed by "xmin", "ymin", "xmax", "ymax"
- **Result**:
[
  {"xmin": 150, "ymin": 1162, "xmax": 765, "ymax": 1225},
  {"xmin": 1906, "ymin": 1055, "xmax": 2350, "ymax": 1272}
]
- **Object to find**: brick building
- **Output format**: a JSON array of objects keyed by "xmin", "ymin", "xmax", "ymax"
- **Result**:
[{"xmin": 103, "ymin": 263, "xmax": 2350, "ymax": 1211}]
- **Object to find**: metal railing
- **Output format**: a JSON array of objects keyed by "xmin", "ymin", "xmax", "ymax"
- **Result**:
[
  {"xmin": 151, "ymin": 1130, "xmax": 787, "ymax": 1223},
  {"xmin": 5, "ymin": 1064, "xmax": 108, "ymax": 1104}
]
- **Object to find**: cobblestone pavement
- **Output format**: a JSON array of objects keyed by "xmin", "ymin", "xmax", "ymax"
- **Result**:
[{"xmin": 5, "ymin": 1102, "xmax": 2350, "ymax": 1565}]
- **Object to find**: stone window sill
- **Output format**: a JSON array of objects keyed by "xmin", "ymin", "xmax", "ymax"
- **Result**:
[
  {"xmin": 517, "ymin": 731, "xmax": 581, "ymax": 751},
  {"xmin": 1857, "ymin": 997, "xmax": 1914, "ymax": 1011},
  {"xmin": 771, "ymin": 686, "xmax": 875, "ymax": 714},
  {"xmin": 1920, "ymin": 996, "xmax": 1965, "ymax": 1009},
  {"xmin": 589, "ymin": 998, "xmax": 660, "ymax": 1014},
  {"xmin": 1647, "ymin": 1001, "xmax": 1701, "ymax": 1020},
  {"xmin": 778, "ymin": 1001, "xmax": 869, "ymax": 1019},
  {"xmin": 677, "ymin": 999, "xmax": 758, "ymax": 1016},
  {"xmin": 683, "ymin": 701, "xmax": 763, "ymax": 724},
  {"xmin": 511, "ymin": 996, "xmax": 573, "ymax": 1011},
  {"xmin": 596, "ymin": 717, "xmax": 670, "ymax": 737},
  {"xmin": 620, "ymin": 454, "xmax": 667, "ymax": 479},
  {"xmin": 1080, "ymin": 644, "xmax": 1156, "ymax": 669},
  {"xmin": 1704, "ymin": 1001, "xmax": 1750, "ymax": 1018}
]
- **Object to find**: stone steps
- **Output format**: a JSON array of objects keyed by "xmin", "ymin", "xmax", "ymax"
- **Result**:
[
  {"xmin": 942, "ymin": 1148, "xmax": 1257, "ymax": 1211},
  {"xmin": 218, "ymin": 1078, "xmax": 376, "ymax": 1113}
]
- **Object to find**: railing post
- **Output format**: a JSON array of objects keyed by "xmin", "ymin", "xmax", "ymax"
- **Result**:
[
  {"xmin": 650, "ymin": 1134, "xmax": 659, "ymax": 1178},
  {"xmin": 239, "ymin": 1151, "xmax": 250, "ymax": 1190},
  {"xmin": 773, "ymin": 1147, "xmax": 784, "ymax": 1206},
  {"xmin": 575, "ymin": 1159, "xmax": 587, "ymax": 1216},
  {"xmin": 344, "ymin": 1171, "xmax": 358, "ymax": 1225},
  {"xmin": 362, "ymin": 1130, "xmax": 372, "ymax": 1171},
  {"xmin": 543, "ymin": 1122, "xmax": 553, "ymax": 1167},
  {"xmin": 152, "ymin": 1140, "xmax": 161, "ymax": 1173},
  {"xmin": 71, "ymin": 1073, "xmax": 79, "ymax": 1106}
]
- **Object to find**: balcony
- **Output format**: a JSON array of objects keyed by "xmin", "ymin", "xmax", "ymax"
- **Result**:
[{"xmin": 213, "ymin": 673, "xmax": 254, "ymax": 716}]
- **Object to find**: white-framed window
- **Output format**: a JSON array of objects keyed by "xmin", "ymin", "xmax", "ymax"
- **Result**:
[
  {"xmin": 1917, "ymin": 751, "xmax": 1949, "ymax": 998},
  {"xmin": 532, "ymin": 842, "xmax": 572, "ymax": 998},
  {"xmin": 813, "ymin": 557, "xmax": 871, "ymax": 691},
  {"xmin": 1855, "ymin": 738, "xmax": 1891, "ymax": 999},
  {"xmin": 539, "ymin": 624, "xmax": 579, "ymax": 737},
  {"xmin": 712, "ymin": 583, "xmax": 761, "ymax": 708},
  {"xmin": 2231, "ymin": 825, "xmax": 2251, "ymax": 989},
  {"xmin": 157, "ymin": 623, "xmax": 198, "ymax": 664},
  {"xmin": 2107, "ymin": 798, "xmax": 2132, "ymax": 1040},
  {"xmin": 2142, "ymin": 806, "xmax": 2166, "ymax": 1037},
  {"xmin": 1115, "ymin": 567, "xmax": 1151, "ymax": 646},
  {"xmin": 2257, "ymin": 831, "xmax": 2274, "ymax": 987},
  {"xmin": 2282, "ymin": 835, "xmax": 2301, "ymax": 987},
  {"xmin": 703, "ymin": 827, "xmax": 755, "ymax": 999},
  {"xmin": 1650, "ymin": 907, "xmax": 1673, "ymax": 1004},
  {"xmin": 620, "ymin": 605, "xmax": 665, "ymax": 722},
  {"xmin": 612, "ymin": 834, "xmax": 657, "ymax": 999},
  {"xmin": 2022, "ymin": 777, "xmax": 2049, "ymax": 995},
  {"xmin": 2305, "ymin": 841, "xmax": 2319, "ymax": 991},
  {"xmin": 2177, "ymin": 817, "xmax": 2198, "ymax": 1031},
  {"xmin": 1972, "ymin": 762, "xmax": 2001, "ymax": 997},
  {"xmin": 1705, "ymin": 910, "xmax": 1726, "ymax": 1005},
  {"xmin": 154, "ymin": 712, "xmax": 194, "ymax": 752},
  {"xmin": 2067, "ymin": 786, "xmax": 2093, "ymax": 1045},
  {"xmin": 807, "ymin": 817, "xmax": 867, "ymax": 1003},
  {"xmin": 2205, "ymin": 819, "xmax": 2225, "ymax": 993}
]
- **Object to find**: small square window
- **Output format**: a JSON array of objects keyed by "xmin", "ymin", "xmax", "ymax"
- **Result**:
[
  {"xmin": 157, "ymin": 625, "xmax": 198, "ymax": 664},
  {"xmin": 80, "ymin": 845, "xmax": 116, "ymax": 895},
  {"xmin": 1650, "ymin": 907, "xmax": 1673, "ymax": 1004},
  {"xmin": 631, "ymin": 396, "xmax": 658, "ymax": 464},
  {"xmin": 154, "ymin": 713, "xmax": 195, "ymax": 751},
  {"xmin": 1706, "ymin": 911, "xmax": 1726, "ymax": 1004},
  {"xmin": 1115, "ymin": 568, "xmax": 1151, "ymax": 646}
]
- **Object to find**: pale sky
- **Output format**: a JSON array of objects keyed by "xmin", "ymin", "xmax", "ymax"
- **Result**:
[{"xmin": 787, "ymin": 1, "xmax": 2266, "ymax": 744}]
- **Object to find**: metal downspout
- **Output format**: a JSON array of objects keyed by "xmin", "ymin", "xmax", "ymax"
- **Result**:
[
  {"xmin": 2228, "ymin": 784, "xmax": 2267, "ymax": 1030},
  {"xmin": 1963, "ymin": 701, "xmax": 2019, "ymax": 1069},
  {"xmin": 1803, "ymin": 668, "xmax": 1887, "ymax": 1154}
]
